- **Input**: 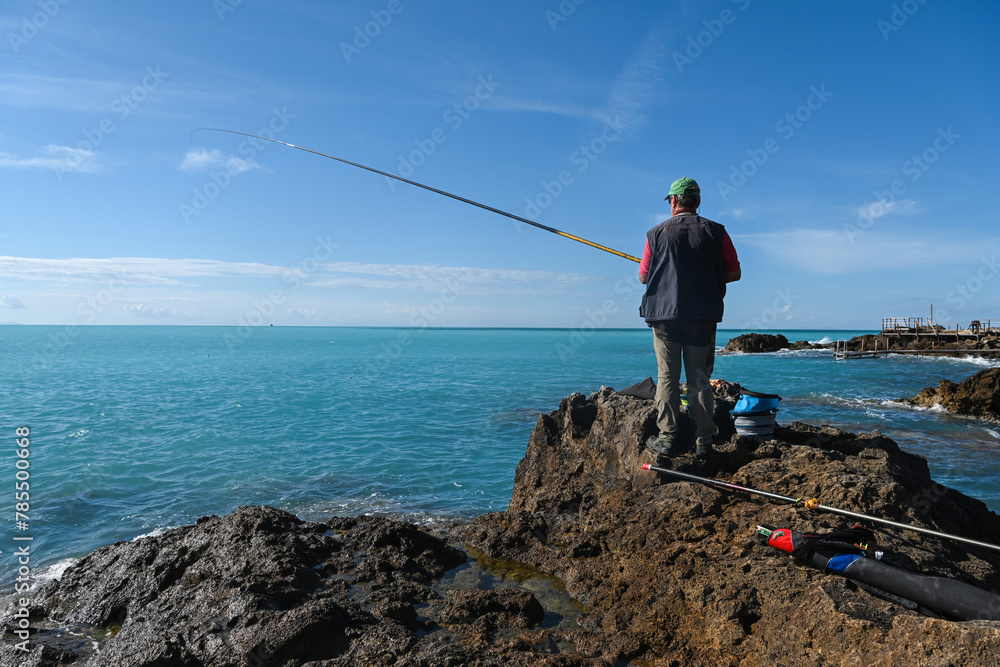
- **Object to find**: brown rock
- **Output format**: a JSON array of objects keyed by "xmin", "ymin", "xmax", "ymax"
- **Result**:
[
  {"xmin": 10, "ymin": 385, "xmax": 1000, "ymax": 666},
  {"xmin": 907, "ymin": 368, "xmax": 1000, "ymax": 422},
  {"xmin": 438, "ymin": 589, "xmax": 544, "ymax": 629},
  {"xmin": 458, "ymin": 387, "xmax": 1000, "ymax": 665},
  {"xmin": 724, "ymin": 333, "xmax": 790, "ymax": 353}
]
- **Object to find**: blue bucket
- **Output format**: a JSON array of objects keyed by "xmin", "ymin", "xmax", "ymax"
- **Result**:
[
  {"xmin": 732, "ymin": 390, "xmax": 781, "ymax": 436},
  {"xmin": 733, "ymin": 390, "xmax": 781, "ymax": 415}
]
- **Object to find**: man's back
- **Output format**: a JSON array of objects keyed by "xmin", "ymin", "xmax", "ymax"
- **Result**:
[{"xmin": 640, "ymin": 212, "xmax": 729, "ymax": 322}]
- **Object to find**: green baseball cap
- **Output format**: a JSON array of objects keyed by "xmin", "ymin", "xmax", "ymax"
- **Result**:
[{"xmin": 665, "ymin": 176, "xmax": 700, "ymax": 200}]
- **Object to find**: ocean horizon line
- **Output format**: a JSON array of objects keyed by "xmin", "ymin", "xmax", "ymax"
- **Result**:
[{"xmin": 0, "ymin": 323, "xmax": 877, "ymax": 332}]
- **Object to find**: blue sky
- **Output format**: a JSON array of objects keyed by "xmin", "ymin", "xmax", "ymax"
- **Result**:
[{"xmin": 1, "ymin": 0, "xmax": 998, "ymax": 329}]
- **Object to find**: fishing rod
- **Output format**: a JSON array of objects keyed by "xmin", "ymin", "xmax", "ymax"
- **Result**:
[
  {"xmin": 192, "ymin": 128, "xmax": 641, "ymax": 263},
  {"xmin": 642, "ymin": 463, "xmax": 1000, "ymax": 553}
]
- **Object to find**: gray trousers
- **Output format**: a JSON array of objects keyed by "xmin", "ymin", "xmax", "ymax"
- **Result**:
[{"xmin": 651, "ymin": 320, "xmax": 717, "ymax": 443}]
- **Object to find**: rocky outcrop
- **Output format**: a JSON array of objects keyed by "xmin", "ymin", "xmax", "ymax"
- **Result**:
[
  {"xmin": 459, "ymin": 388, "xmax": 1000, "ymax": 665},
  {"xmin": 724, "ymin": 333, "xmax": 790, "ymax": 353},
  {"xmin": 725, "ymin": 332, "xmax": 1000, "ymax": 356},
  {"xmin": 905, "ymin": 368, "xmax": 1000, "ymax": 422},
  {"xmin": 847, "ymin": 333, "xmax": 1000, "ymax": 356},
  {"xmin": 2, "ymin": 508, "xmax": 560, "ymax": 666},
  {"xmin": 9, "ymin": 385, "xmax": 1000, "ymax": 665}
]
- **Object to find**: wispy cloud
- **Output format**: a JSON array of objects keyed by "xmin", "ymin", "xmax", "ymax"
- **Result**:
[
  {"xmin": 486, "ymin": 97, "xmax": 605, "ymax": 121},
  {"xmin": 0, "ymin": 295, "xmax": 25, "ymax": 308},
  {"xmin": 286, "ymin": 307, "xmax": 320, "ymax": 319},
  {"xmin": 123, "ymin": 303, "xmax": 200, "ymax": 319},
  {"xmin": 0, "ymin": 73, "xmax": 121, "ymax": 112},
  {"xmin": 310, "ymin": 262, "xmax": 601, "ymax": 294},
  {"xmin": 180, "ymin": 148, "xmax": 260, "ymax": 174},
  {"xmin": 735, "ymin": 229, "xmax": 999, "ymax": 274},
  {"xmin": 856, "ymin": 198, "xmax": 921, "ymax": 220},
  {"xmin": 0, "ymin": 145, "xmax": 102, "ymax": 174},
  {"xmin": 0, "ymin": 256, "xmax": 603, "ymax": 295},
  {"xmin": 0, "ymin": 257, "xmax": 280, "ymax": 285},
  {"xmin": 601, "ymin": 26, "xmax": 669, "ymax": 133}
]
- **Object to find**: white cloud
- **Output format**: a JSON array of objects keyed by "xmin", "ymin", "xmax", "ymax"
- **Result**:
[
  {"xmin": 856, "ymin": 198, "xmax": 920, "ymax": 221},
  {"xmin": 734, "ymin": 229, "xmax": 1000, "ymax": 275},
  {"xmin": 309, "ymin": 262, "xmax": 600, "ymax": 294},
  {"xmin": 180, "ymin": 148, "xmax": 260, "ymax": 175},
  {"xmin": 0, "ymin": 145, "xmax": 102, "ymax": 174},
  {"xmin": 0, "ymin": 295, "xmax": 25, "ymax": 308},
  {"xmin": 123, "ymin": 304, "xmax": 199, "ymax": 319},
  {"xmin": 0, "ymin": 74, "xmax": 121, "ymax": 112},
  {"xmin": 486, "ymin": 97, "xmax": 604, "ymax": 121},
  {"xmin": 0, "ymin": 256, "xmax": 281, "ymax": 285},
  {"xmin": 602, "ymin": 27, "xmax": 669, "ymax": 133},
  {"xmin": 0, "ymin": 256, "xmax": 603, "ymax": 295}
]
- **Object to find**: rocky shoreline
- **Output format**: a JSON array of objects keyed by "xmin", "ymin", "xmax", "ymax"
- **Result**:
[
  {"xmin": 6, "ymin": 384, "xmax": 1000, "ymax": 665},
  {"xmin": 724, "ymin": 331, "xmax": 1000, "ymax": 356},
  {"xmin": 721, "ymin": 333, "xmax": 1000, "ymax": 422}
]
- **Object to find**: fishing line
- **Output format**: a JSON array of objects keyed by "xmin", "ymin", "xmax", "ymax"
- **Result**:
[{"xmin": 191, "ymin": 128, "xmax": 640, "ymax": 263}]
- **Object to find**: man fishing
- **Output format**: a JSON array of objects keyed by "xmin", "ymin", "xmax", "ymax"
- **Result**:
[{"xmin": 639, "ymin": 177, "xmax": 741, "ymax": 458}]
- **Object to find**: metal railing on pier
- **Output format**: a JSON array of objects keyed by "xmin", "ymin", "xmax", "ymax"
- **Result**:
[
  {"xmin": 880, "ymin": 317, "xmax": 998, "ymax": 338},
  {"xmin": 834, "ymin": 339, "xmax": 884, "ymax": 360}
]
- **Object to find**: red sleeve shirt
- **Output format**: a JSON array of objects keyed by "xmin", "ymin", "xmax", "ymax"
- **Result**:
[
  {"xmin": 639, "ymin": 232, "xmax": 740, "ymax": 277},
  {"xmin": 722, "ymin": 232, "xmax": 740, "ymax": 273},
  {"xmin": 639, "ymin": 239, "xmax": 652, "ymax": 277}
]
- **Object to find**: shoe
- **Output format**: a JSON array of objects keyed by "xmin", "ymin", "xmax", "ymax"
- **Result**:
[
  {"xmin": 646, "ymin": 435, "xmax": 679, "ymax": 456},
  {"xmin": 695, "ymin": 439, "xmax": 715, "ymax": 458}
]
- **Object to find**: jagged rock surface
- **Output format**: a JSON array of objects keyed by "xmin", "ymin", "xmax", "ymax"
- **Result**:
[
  {"xmin": 8, "ymin": 384, "xmax": 1000, "ymax": 666},
  {"xmin": 2, "ymin": 508, "xmax": 568, "ymax": 666},
  {"xmin": 905, "ymin": 368, "xmax": 1000, "ymax": 422},
  {"xmin": 724, "ymin": 333, "xmax": 790, "ymax": 353},
  {"xmin": 458, "ymin": 387, "xmax": 1000, "ymax": 665}
]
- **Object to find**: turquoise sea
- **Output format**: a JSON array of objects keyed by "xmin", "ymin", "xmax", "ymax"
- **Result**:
[{"xmin": 2, "ymin": 326, "xmax": 999, "ymax": 585}]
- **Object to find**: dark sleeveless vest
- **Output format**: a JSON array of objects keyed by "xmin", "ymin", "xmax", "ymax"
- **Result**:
[{"xmin": 639, "ymin": 213, "xmax": 728, "ymax": 323}]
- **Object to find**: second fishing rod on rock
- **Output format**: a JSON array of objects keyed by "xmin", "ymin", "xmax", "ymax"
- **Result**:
[{"xmin": 193, "ymin": 129, "xmax": 641, "ymax": 264}]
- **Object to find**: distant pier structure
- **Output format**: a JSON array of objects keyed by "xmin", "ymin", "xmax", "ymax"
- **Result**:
[
  {"xmin": 880, "ymin": 317, "xmax": 999, "ymax": 341},
  {"xmin": 834, "ymin": 316, "xmax": 999, "ymax": 360}
]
